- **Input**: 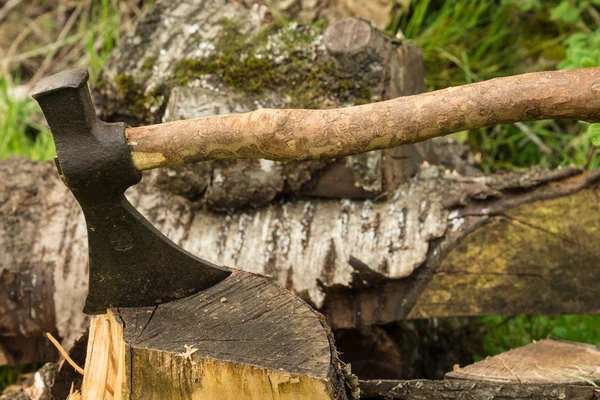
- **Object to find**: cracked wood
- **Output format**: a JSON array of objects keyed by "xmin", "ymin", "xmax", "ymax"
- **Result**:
[{"xmin": 72, "ymin": 270, "xmax": 347, "ymax": 399}]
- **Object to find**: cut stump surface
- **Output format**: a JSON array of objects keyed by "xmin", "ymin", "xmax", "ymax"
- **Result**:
[
  {"xmin": 448, "ymin": 338, "xmax": 600, "ymax": 385},
  {"xmin": 361, "ymin": 338, "xmax": 600, "ymax": 399},
  {"xmin": 74, "ymin": 269, "xmax": 347, "ymax": 399}
]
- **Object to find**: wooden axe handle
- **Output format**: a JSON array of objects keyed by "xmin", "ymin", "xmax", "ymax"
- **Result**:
[{"xmin": 127, "ymin": 67, "xmax": 600, "ymax": 171}]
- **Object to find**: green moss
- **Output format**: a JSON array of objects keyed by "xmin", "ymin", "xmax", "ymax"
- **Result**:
[
  {"xmin": 114, "ymin": 73, "xmax": 166, "ymax": 123},
  {"xmin": 111, "ymin": 19, "xmax": 372, "ymax": 125},
  {"xmin": 542, "ymin": 44, "xmax": 567, "ymax": 61},
  {"xmin": 142, "ymin": 56, "xmax": 157, "ymax": 72},
  {"xmin": 172, "ymin": 19, "xmax": 373, "ymax": 108},
  {"xmin": 338, "ymin": 80, "xmax": 354, "ymax": 91},
  {"xmin": 353, "ymin": 85, "xmax": 372, "ymax": 105},
  {"xmin": 114, "ymin": 73, "xmax": 136, "ymax": 99}
]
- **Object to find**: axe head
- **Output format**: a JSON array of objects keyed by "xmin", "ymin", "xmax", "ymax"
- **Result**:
[{"xmin": 32, "ymin": 69, "xmax": 230, "ymax": 314}]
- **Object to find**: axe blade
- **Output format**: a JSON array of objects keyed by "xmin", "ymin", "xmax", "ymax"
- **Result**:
[{"xmin": 32, "ymin": 69, "xmax": 230, "ymax": 314}]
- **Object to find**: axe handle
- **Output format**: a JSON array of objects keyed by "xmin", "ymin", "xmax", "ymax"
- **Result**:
[{"xmin": 127, "ymin": 67, "xmax": 600, "ymax": 171}]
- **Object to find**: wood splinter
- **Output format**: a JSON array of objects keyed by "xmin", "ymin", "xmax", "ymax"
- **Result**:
[{"xmin": 69, "ymin": 270, "xmax": 348, "ymax": 400}]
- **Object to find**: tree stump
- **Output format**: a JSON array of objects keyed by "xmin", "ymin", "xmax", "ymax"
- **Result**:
[
  {"xmin": 70, "ymin": 270, "xmax": 348, "ymax": 399},
  {"xmin": 360, "ymin": 338, "xmax": 600, "ymax": 399}
]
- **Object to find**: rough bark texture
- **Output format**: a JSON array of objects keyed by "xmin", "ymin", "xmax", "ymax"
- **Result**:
[
  {"xmin": 3, "ymin": 157, "xmax": 600, "ymax": 363},
  {"xmin": 359, "ymin": 339, "xmax": 600, "ymax": 399},
  {"xmin": 0, "ymin": 363, "xmax": 57, "ymax": 400},
  {"xmin": 128, "ymin": 67, "xmax": 600, "ymax": 169},
  {"xmin": 69, "ymin": 270, "xmax": 348, "ymax": 400},
  {"xmin": 96, "ymin": 0, "xmax": 401, "ymax": 125},
  {"xmin": 359, "ymin": 379, "xmax": 600, "ymax": 399},
  {"xmin": 323, "ymin": 166, "xmax": 600, "ymax": 328},
  {"xmin": 0, "ymin": 159, "xmax": 86, "ymax": 366},
  {"xmin": 96, "ymin": 1, "xmax": 432, "ymax": 210}
]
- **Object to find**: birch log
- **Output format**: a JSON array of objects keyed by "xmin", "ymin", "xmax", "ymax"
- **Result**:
[{"xmin": 3, "ymin": 157, "xmax": 600, "ymax": 362}]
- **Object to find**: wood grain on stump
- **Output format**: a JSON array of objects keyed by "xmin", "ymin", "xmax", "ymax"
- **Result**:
[
  {"xmin": 447, "ymin": 338, "xmax": 600, "ymax": 385},
  {"xmin": 71, "ymin": 270, "xmax": 347, "ymax": 399},
  {"xmin": 360, "ymin": 338, "xmax": 600, "ymax": 399}
]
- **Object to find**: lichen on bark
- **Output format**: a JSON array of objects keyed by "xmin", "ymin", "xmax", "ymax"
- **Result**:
[
  {"xmin": 99, "ymin": 17, "xmax": 379, "ymax": 127},
  {"xmin": 173, "ymin": 19, "xmax": 372, "ymax": 108}
]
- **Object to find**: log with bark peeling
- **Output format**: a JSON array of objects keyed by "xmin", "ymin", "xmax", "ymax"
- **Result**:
[
  {"xmin": 3, "ymin": 156, "xmax": 600, "ymax": 362},
  {"xmin": 0, "ymin": 363, "xmax": 57, "ymax": 400}
]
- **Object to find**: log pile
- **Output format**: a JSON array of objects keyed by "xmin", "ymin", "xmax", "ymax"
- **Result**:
[{"xmin": 2, "ymin": 0, "xmax": 600, "ymax": 398}]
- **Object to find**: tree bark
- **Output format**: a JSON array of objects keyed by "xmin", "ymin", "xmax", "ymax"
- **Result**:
[
  {"xmin": 323, "ymin": 166, "xmax": 600, "ymax": 328},
  {"xmin": 359, "ymin": 379, "xmax": 599, "ymax": 399},
  {"xmin": 96, "ymin": 2, "xmax": 434, "ymax": 210},
  {"xmin": 0, "ymin": 363, "xmax": 57, "ymax": 400},
  {"xmin": 68, "ymin": 270, "xmax": 349, "ymax": 400},
  {"xmin": 3, "ymin": 157, "xmax": 600, "ymax": 361},
  {"xmin": 237, "ymin": 0, "xmax": 394, "ymax": 30}
]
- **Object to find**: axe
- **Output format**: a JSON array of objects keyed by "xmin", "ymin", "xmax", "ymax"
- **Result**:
[{"xmin": 32, "ymin": 67, "xmax": 600, "ymax": 314}]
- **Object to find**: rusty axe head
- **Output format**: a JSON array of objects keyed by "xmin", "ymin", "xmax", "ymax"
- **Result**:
[{"xmin": 32, "ymin": 69, "xmax": 230, "ymax": 314}]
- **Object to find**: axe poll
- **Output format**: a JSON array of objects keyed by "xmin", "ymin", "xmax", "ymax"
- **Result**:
[{"xmin": 32, "ymin": 67, "xmax": 600, "ymax": 314}]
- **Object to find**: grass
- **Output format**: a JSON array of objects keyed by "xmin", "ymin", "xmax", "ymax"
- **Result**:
[
  {"xmin": 82, "ymin": 0, "xmax": 128, "ymax": 81},
  {"xmin": 0, "ymin": 365, "xmax": 40, "ymax": 394},
  {"xmin": 1, "ymin": 0, "xmax": 600, "ymax": 392},
  {"xmin": 0, "ymin": 75, "xmax": 55, "ymax": 161},
  {"xmin": 477, "ymin": 314, "xmax": 600, "ymax": 360},
  {"xmin": 389, "ymin": 0, "xmax": 600, "ymax": 172}
]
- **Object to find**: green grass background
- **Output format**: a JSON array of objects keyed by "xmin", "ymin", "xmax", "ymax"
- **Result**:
[{"xmin": 1, "ymin": 0, "xmax": 600, "ymax": 391}]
